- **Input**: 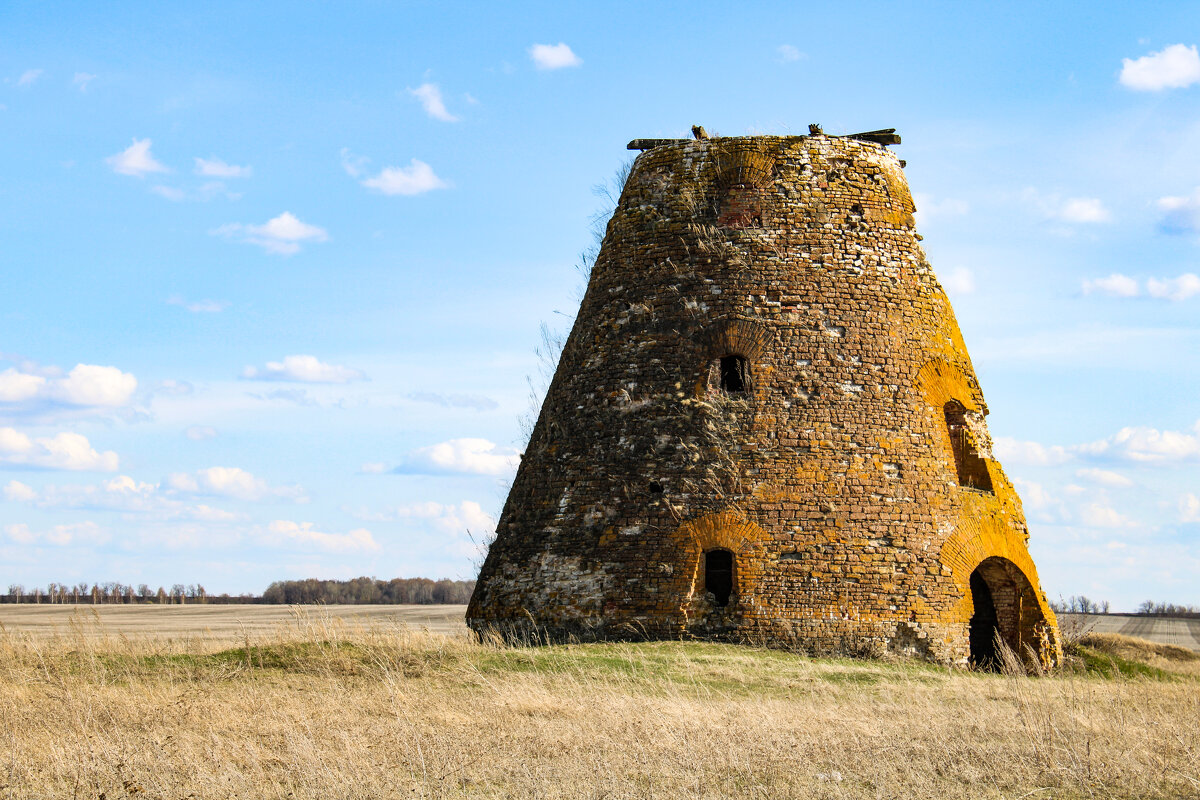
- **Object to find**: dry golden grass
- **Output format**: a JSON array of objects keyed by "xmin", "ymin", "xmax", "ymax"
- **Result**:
[{"xmin": 1, "ymin": 609, "xmax": 1197, "ymax": 799}]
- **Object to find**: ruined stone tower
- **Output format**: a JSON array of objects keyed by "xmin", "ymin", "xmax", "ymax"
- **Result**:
[{"xmin": 468, "ymin": 130, "xmax": 1060, "ymax": 667}]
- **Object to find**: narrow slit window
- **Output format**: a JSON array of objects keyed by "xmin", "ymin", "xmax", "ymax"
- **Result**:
[
  {"xmin": 944, "ymin": 401, "xmax": 994, "ymax": 493},
  {"xmin": 705, "ymin": 549, "xmax": 734, "ymax": 607},
  {"xmin": 719, "ymin": 355, "xmax": 749, "ymax": 394}
]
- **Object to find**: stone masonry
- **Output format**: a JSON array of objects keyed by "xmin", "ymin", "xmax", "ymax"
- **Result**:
[{"xmin": 467, "ymin": 130, "xmax": 1061, "ymax": 667}]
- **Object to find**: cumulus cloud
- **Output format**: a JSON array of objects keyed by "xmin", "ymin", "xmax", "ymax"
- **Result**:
[
  {"xmin": 4, "ymin": 520, "xmax": 107, "ymax": 547},
  {"xmin": 1082, "ymin": 273, "xmax": 1140, "ymax": 298},
  {"xmin": 0, "ymin": 368, "xmax": 46, "ymax": 403},
  {"xmin": 17, "ymin": 69, "xmax": 44, "ymax": 87},
  {"xmin": 7, "ymin": 475, "xmax": 243, "ymax": 521},
  {"xmin": 1077, "ymin": 422, "xmax": 1200, "ymax": 462},
  {"xmin": 263, "ymin": 520, "xmax": 379, "ymax": 552},
  {"xmin": 0, "ymin": 428, "xmax": 119, "ymax": 471},
  {"xmin": 1075, "ymin": 468, "xmax": 1134, "ymax": 487},
  {"xmin": 185, "ymin": 425, "xmax": 218, "ymax": 441},
  {"xmin": 167, "ymin": 466, "xmax": 306, "ymax": 502},
  {"xmin": 106, "ymin": 138, "xmax": 169, "ymax": 177},
  {"xmin": 394, "ymin": 438, "xmax": 520, "ymax": 476},
  {"xmin": 3, "ymin": 480, "xmax": 37, "ymax": 501},
  {"xmin": 241, "ymin": 355, "xmax": 364, "ymax": 384},
  {"xmin": 1058, "ymin": 197, "xmax": 1111, "ymax": 224},
  {"xmin": 407, "ymin": 83, "xmax": 458, "ymax": 122},
  {"xmin": 1079, "ymin": 503, "xmax": 1137, "ymax": 528},
  {"xmin": 939, "ymin": 267, "xmax": 975, "ymax": 295},
  {"xmin": 194, "ymin": 156, "xmax": 252, "ymax": 178},
  {"xmin": 1181, "ymin": 493, "xmax": 1200, "ymax": 523},
  {"xmin": 211, "ymin": 212, "xmax": 328, "ymax": 255},
  {"xmin": 529, "ymin": 43, "xmax": 582, "ymax": 70},
  {"xmin": 992, "ymin": 437, "xmax": 1072, "ymax": 466},
  {"xmin": 1120, "ymin": 43, "xmax": 1200, "ymax": 91},
  {"xmin": 361, "ymin": 159, "xmax": 448, "ymax": 196},
  {"xmin": 1158, "ymin": 188, "xmax": 1200, "ymax": 234},
  {"xmin": 1146, "ymin": 274, "xmax": 1200, "ymax": 301},
  {"xmin": 53, "ymin": 364, "xmax": 138, "ymax": 406},
  {"xmin": 73, "ymin": 72, "xmax": 96, "ymax": 91},
  {"xmin": 167, "ymin": 295, "xmax": 229, "ymax": 313}
]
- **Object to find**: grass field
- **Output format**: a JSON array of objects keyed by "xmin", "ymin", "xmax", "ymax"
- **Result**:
[{"xmin": 1, "ymin": 608, "xmax": 1198, "ymax": 799}]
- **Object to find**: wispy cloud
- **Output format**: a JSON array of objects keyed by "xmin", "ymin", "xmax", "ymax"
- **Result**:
[
  {"xmin": 1081, "ymin": 273, "xmax": 1200, "ymax": 300},
  {"xmin": 73, "ymin": 72, "xmax": 96, "ymax": 91},
  {"xmin": 167, "ymin": 466, "xmax": 306, "ymax": 502},
  {"xmin": 106, "ymin": 138, "xmax": 169, "ymax": 177},
  {"xmin": 1120, "ymin": 43, "xmax": 1200, "ymax": 91},
  {"xmin": 1157, "ymin": 188, "xmax": 1200, "ymax": 234},
  {"xmin": 185, "ymin": 426, "xmax": 218, "ymax": 441},
  {"xmin": 4, "ymin": 520, "xmax": 107, "ymax": 547},
  {"xmin": 939, "ymin": 267, "xmax": 975, "ymax": 296},
  {"xmin": 407, "ymin": 83, "xmax": 458, "ymax": 122},
  {"xmin": 1022, "ymin": 189, "xmax": 1111, "ymax": 224},
  {"xmin": 528, "ymin": 43, "xmax": 582, "ymax": 70},
  {"xmin": 261, "ymin": 520, "xmax": 378, "ymax": 552},
  {"xmin": 210, "ymin": 212, "xmax": 328, "ymax": 255},
  {"xmin": 167, "ymin": 295, "xmax": 229, "ymax": 313},
  {"xmin": 407, "ymin": 392, "xmax": 499, "ymax": 411},
  {"xmin": 17, "ymin": 69, "xmax": 44, "ymax": 88},
  {"xmin": 194, "ymin": 156, "xmax": 252, "ymax": 178},
  {"xmin": 361, "ymin": 159, "xmax": 448, "ymax": 196},
  {"xmin": 776, "ymin": 45, "xmax": 804, "ymax": 64},
  {"xmin": 241, "ymin": 355, "xmax": 364, "ymax": 384}
]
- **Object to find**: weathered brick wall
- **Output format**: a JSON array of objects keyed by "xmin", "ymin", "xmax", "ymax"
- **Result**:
[{"xmin": 468, "ymin": 134, "xmax": 1060, "ymax": 666}]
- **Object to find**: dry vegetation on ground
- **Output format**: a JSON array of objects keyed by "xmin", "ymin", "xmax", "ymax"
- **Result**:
[{"xmin": 1, "ymin": 611, "xmax": 1197, "ymax": 799}]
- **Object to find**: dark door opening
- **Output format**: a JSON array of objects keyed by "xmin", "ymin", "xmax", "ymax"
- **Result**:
[
  {"xmin": 969, "ymin": 569, "xmax": 999, "ymax": 669},
  {"xmin": 705, "ymin": 549, "xmax": 734, "ymax": 607},
  {"xmin": 719, "ymin": 355, "xmax": 748, "ymax": 394}
]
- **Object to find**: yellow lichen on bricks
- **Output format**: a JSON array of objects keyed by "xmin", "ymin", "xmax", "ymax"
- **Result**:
[{"xmin": 468, "ymin": 132, "xmax": 1059, "ymax": 667}]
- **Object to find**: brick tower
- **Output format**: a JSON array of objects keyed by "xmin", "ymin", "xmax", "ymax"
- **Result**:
[{"xmin": 468, "ymin": 130, "xmax": 1060, "ymax": 667}]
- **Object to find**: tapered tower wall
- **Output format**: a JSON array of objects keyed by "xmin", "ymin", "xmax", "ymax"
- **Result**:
[{"xmin": 468, "ymin": 134, "xmax": 1060, "ymax": 666}]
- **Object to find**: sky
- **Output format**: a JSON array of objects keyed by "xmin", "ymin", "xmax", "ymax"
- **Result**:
[{"xmin": 1, "ymin": 2, "xmax": 1198, "ymax": 609}]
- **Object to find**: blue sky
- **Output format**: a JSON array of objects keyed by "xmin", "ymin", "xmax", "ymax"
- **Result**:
[{"xmin": 1, "ymin": 2, "xmax": 1198, "ymax": 609}]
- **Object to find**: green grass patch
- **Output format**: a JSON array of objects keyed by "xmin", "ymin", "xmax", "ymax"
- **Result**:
[{"xmin": 1064, "ymin": 644, "xmax": 1174, "ymax": 680}]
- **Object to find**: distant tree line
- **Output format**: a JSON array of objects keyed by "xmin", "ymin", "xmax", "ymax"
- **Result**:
[
  {"xmin": 1135, "ymin": 600, "xmax": 1199, "ymax": 618},
  {"xmin": 1, "ymin": 577, "xmax": 474, "ymax": 605},
  {"xmin": 262, "ymin": 577, "xmax": 475, "ymax": 605},
  {"xmin": 1049, "ymin": 595, "xmax": 1111, "ymax": 615}
]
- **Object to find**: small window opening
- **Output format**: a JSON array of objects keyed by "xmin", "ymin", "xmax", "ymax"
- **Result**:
[
  {"xmin": 944, "ymin": 401, "xmax": 993, "ymax": 492},
  {"xmin": 704, "ymin": 549, "xmax": 734, "ymax": 607},
  {"xmin": 719, "ymin": 355, "xmax": 749, "ymax": 394},
  {"xmin": 648, "ymin": 481, "xmax": 664, "ymax": 495}
]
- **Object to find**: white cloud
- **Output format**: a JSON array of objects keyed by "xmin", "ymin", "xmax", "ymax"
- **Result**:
[
  {"xmin": 185, "ymin": 425, "xmax": 218, "ymax": 441},
  {"xmin": 940, "ymin": 267, "xmax": 975, "ymax": 295},
  {"xmin": 150, "ymin": 185, "xmax": 186, "ymax": 201},
  {"xmin": 396, "ymin": 438, "xmax": 520, "ymax": 476},
  {"xmin": 167, "ymin": 466, "xmax": 305, "ymax": 502},
  {"xmin": 993, "ymin": 437, "xmax": 1072, "ymax": 466},
  {"xmin": 1079, "ymin": 503, "xmax": 1137, "ymax": 528},
  {"xmin": 0, "ymin": 428, "xmax": 119, "ymax": 471},
  {"xmin": 359, "ymin": 462, "xmax": 387, "ymax": 474},
  {"xmin": 1146, "ymin": 274, "xmax": 1200, "ymax": 301},
  {"xmin": 350, "ymin": 500, "xmax": 495, "ymax": 537},
  {"xmin": 913, "ymin": 193, "xmax": 969, "ymax": 220},
  {"xmin": 1074, "ymin": 468, "xmax": 1134, "ymax": 488},
  {"xmin": 167, "ymin": 295, "xmax": 229, "ymax": 313},
  {"xmin": 407, "ymin": 83, "xmax": 458, "ymax": 122},
  {"xmin": 1058, "ymin": 197, "xmax": 1111, "ymax": 223},
  {"xmin": 1082, "ymin": 273, "xmax": 1140, "ymax": 297},
  {"xmin": 4, "ymin": 520, "xmax": 107, "ymax": 547},
  {"xmin": 1120, "ymin": 43, "xmax": 1200, "ymax": 91},
  {"xmin": 106, "ymin": 138, "xmax": 169, "ymax": 177},
  {"xmin": 73, "ymin": 72, "xmax": 96, "ymax": 91},
  {"xmin": 3, "ymin": 480, "xmax": 36, "ymax": 501},
  {"xmin": 194, "ymin": 157, "xmax": 252, "ymax": 178},
  {"xmin": 528, "ymin": 43, "xmax": 582, "ymax": 70},
  {"xmin": 0, "ymin": 368, "xmax": 47, "ymax": 403},
  {"xmin": 211, "ymin": 212, "xmax": 328, "ymax": 255},
  {"xmin": 340, "ymin": 148, "xmax": 370, "ymax": 178},
  {"xmin": 17, "ymin": 69, "xmax": 43, "ymax": 87},
  {"xmin": 264, "ymin": 520, "xmax": 379, "ymax": 553},
  {"xmin": 361, "ymin": 159, "xmax": 448, "ymax": 196},
  {"xmin": 1157, "ymin": 188, "xmax": 1200, "ymax": 234},
  {"xmin": 1077, "ymin": 423, "xmax": 1200, "ymax": 462},
  {"xmin": 776, "ymin": 45, "xmax": 804, "ymax": 63},
  {"xmin": 1180, "ymin": 493, "xmax": 1200, "ymax": 523},
  {"xmin": 241, "ymin": 355, "xmax": 364, "ymax": 384},
  {"xmin": 52, "ymin": 364, "xmax": 138, "ymax": 407}
]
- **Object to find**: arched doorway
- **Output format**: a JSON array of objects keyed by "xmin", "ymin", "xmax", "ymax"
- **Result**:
[
  {"xmin": 704, "ymin": 549, "xmax": 734, "ymax": 607},
  {"xmin": 968, "ymin": 556, "xmax": 1049, "ymax": 670}
]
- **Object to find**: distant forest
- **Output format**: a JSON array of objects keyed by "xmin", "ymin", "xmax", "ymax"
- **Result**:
[{"xmin": 1, "ymin": 577, "xmax": 475, "ymax": 605}]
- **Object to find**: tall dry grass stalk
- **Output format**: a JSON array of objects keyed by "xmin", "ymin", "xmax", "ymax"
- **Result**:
[{"xmin": 0, "ymin": 607, "xmax": 1197, "ymax": 799}]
